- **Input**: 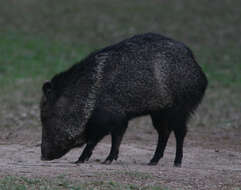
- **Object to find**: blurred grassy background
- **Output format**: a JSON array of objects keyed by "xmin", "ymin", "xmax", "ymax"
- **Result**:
[
  {"xmin": 0, "ymin": 1, "xmax": 240, "ymax": 189},
  {"xmin": 0, "ymin": 0, "xmax": 240, "ymax": 139}
]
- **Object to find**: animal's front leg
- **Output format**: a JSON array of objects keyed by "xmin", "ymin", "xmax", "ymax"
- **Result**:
[
  {"xmin": 102, "ymin": 133, "xmax": 122, "ymax": 164},
  {"xmin": 103, "ymin": 120, "xmax": 128, "ymax": 164},
  {"xmin": 173, "ymin": 124, "xmax": 187, "ymax": 167},
  {"xmin": 75, "ymin": 121, "xmax": 107, "ymax": 164},
  {"xmin": 75, "ymin": 141, "xmax": 97, "ymax": 164}
]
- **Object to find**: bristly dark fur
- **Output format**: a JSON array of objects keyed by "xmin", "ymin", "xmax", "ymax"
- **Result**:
[{"xmin": 40, "ymin": 33, "xmax": 208, "ymax": 167}]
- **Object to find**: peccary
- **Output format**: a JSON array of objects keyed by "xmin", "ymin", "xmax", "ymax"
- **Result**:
[{"xmin": 40, "ymin": 33, "xmax": 207, "ymax": 167}]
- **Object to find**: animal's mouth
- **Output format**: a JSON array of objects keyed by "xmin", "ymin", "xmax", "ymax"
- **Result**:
[
  {"xmin": 40, "ymin": 152, "xmax": 65, "ymax": 161},
  {"xmin": 41, "ymin": 155, "xmax": 54, "ymax": 161},
  {"xmin": 41, "ymin": 145, "xmax": 72, "ymax": 161},
  {"xmin": 40, "ymin": 152, "xmax": 63, "ymax": 161}
]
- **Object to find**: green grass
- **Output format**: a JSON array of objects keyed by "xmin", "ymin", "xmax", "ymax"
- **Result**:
[
  {"xmin": 0, "ymin": 176, "xmax": 167, "ymax": 190},
  {"xmin": 0, "ymin": 32, "xmax": 90, "ymax": 88}
]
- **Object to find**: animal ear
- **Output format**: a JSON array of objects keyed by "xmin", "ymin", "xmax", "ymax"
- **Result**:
[{"xmin": 42, "ymin": 81, "xmax": 52, "ymax": 97}]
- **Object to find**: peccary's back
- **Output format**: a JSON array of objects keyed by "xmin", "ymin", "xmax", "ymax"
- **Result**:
[{"xmin": 95, "ymin": 33, "xmax": 207, "ymax": 116}]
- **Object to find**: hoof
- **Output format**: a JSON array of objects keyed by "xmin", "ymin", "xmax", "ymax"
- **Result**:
[
  {"xmin": 75, "ymin": 160, "xmax": 85, "ymax": 164},
  {"xmin": 102, "ymin": 160, "xmax": 112, "ymax": 165},
  {"xmin": 174, "ymin": 163, "xmax": 182, "ymax": 167},
  {"xmin": 148, "ymin": 161, "xmax": 158, "ymax": 166}
]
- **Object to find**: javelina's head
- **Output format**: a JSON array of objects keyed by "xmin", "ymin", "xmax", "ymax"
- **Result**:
[{"xmin": 40, "ymin": 81, "xmax": 86, "ymax": 161}]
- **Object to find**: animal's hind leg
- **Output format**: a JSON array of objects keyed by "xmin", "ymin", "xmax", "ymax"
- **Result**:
[
  {"xmin": 149, "ymin": 112, "xmax": 171, "ymax": 165},
  {"xmin": 103, "ymin": 120, "xmax": 128, "ymax": 164},
  {"xmin": 173, "ymin": 121, "xmax": 187, "ymax": 167}
]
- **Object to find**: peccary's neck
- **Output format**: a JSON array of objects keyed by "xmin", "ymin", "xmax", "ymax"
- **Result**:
[{"xmin": 72, "ymin": 52, "xmax": 108, "ymax": 130}]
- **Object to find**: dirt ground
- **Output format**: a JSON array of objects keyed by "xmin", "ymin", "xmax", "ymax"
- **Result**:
[{"xmin": 0, "ymin": 117, "xmax": 241, "ymax": 190}]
